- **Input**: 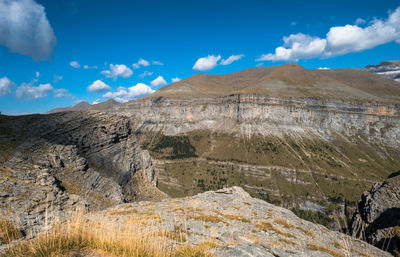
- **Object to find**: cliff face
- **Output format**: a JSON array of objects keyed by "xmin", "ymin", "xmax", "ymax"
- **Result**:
[
  {"xmin": 350, "ymin": 171, "xmax": 400, "ymax": 255},
  {"xmin": 0, "ymin": 111, "xmax": 166, "ymax": 235}
]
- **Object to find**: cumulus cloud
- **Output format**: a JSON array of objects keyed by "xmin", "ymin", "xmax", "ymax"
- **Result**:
[
  {"xmin": 152, "ymin": 60, "xmax": 164, "ymax": 65},
  {"xmin": 101, "ymin": 64, "xmax": 133, "ymax": 79},
  {"xmin": 0, "ymin": 0, "xmax": 57, "ymax": 61},
  {"xmin": 70, "ymin": 61, "xmax": 80, "ymax": 68},
  {"xmin": 35, "ymin": 71, "xmax": 40, "ymax": 78},
  {"xmin": 138, "ymin": 71, "xmax": 153, "ymax": 78},
  {"xmin": 220, "ymin": 54, "xmax": 245, "ymax": 65},
  {"xmin": 87, "ymin": 80, "xmax": 111, "ymax": 93},
  {"xmin": 318, "ymin": 67, "xmax": 330, "ymax": 70},
  {"xmin": 92, "ymin": 99, "xmax": 101, "ymax": 105},
  {"xmin": 193, "ymin": 55, "xmax": 221, "ymax": 71},
  {"xmin": 258, "ymin": 7, "xmax": 400, "ymax": 61},
  {"xmin": 0, "ymin": 77, "xmax": 15, "ymax": 96},
  {"xmin": 150, "ymin": 75, "xmax": 167, "ymax": 87},
  {"xmin": 132, "ymin": 58, "xmax": 150, "ymax": 69},
  {"xmin": 103, "ymin": 83, "xmax": 155, "ymax": 102},
  {"xmin": 171, "ymin": 77, "xmax": 181, "ymax": 83},
  {"xmin": 53, "ymin": 88, "xmax": 71, "ymax": 98},
  {"xmin": 16, "ymin": 83, "xmax": 53, "ymax": 100}
]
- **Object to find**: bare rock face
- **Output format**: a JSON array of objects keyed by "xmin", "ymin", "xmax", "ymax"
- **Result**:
[
  {"xmin": 98, "ymin": 186, "xmax": 389, "ymax": 257},
  {"xmin": 350, "ymin": 171, "xmax": 400, "ymax": 255},
  {"xmin": 0, "ymin": 111, "xmax": 166, "ymax": 236}
]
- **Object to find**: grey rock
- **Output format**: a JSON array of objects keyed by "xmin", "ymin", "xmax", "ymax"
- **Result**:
[{"xmin": 350, "ymin": 171, "xmax": 400, "ymax": 255}]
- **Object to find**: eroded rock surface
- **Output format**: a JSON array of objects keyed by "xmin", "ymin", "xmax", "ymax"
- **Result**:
[
  {"xmin": 97, "ymin": 187, "xmax": 389, "ymax": 257},
  {"xmin": 0, "ymin": 111, "xmax": 166, "ymax": 236},
  {"xmin": 350, "ymin": 171, "xmax": 400, "ymax": 255}
]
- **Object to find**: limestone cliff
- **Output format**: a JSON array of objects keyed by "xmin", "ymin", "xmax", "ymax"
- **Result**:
[{"xmin": 0, "ymin": 111, "xmax": 166, "ymax": 235}]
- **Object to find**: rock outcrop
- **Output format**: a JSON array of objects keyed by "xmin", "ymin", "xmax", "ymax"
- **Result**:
[
  {"xmin": 350, "ymin": 171, "xmax": 400, "ymax": 255},
  {"xmin": 95, "ymin": 187, "xmax": 389, "ymax": 256},
  {"xmin": 0, "ymin": 111, "xmax": 166, "ymax": 236},
  {"xmin": 365, "ymin": 61, "xmax": 400, "ymax": 82}
]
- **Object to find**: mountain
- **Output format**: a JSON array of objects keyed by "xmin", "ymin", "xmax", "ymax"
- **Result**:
[
  {"xmin": 152, "ymin": 63, "xmax": 400, "ymax": 102},
  {"xmin": 365, "ymin": 60, "xmax": 400, "ymax": 82},
  {"xmin": 48, "ymin": 99, "xmax": 120, "ymax": 113}
]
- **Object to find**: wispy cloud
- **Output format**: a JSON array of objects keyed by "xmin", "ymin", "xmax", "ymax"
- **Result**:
[
  {"xmin": 220, "ymin": 54, "xmax": 244, "ymax": 65},
  {"xmin": 257, "ymin": 7, "xmax": 400, "ymax": 61},
  {"xmin": 69, "ymin": 61, "xmax": 80, "ymax": 68},
  {"xmin": 16, "ymin": 83, "xmax": 53, "ymax": 100},
  {"xmin": 152, "ymin": 60, "xmax": 164, "ymax": 65},
  {"xmin": 132, "ymin": 58, "xmax": 150, "ymax": 69},
  {"xmin": 138, "ymin": 71, "xmax": 153, "ymax": 78}
]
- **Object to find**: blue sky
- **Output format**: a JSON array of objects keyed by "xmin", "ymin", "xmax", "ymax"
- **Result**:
[{"xmin": 1, "ymin": 0, "xmax": 400, "ymax": 114}]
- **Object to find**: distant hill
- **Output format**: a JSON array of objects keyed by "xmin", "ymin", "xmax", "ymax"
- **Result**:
[
  {"xmin": 149, "ymin": 63, "xmax": 400, "ymax": 103},
  {"xmin": 365, "ymin": 60, "xmax": 400, "ymax": 82},
  {"xmin": 48, "ymin": 99, "xmax": 120, "ymax": 113}
]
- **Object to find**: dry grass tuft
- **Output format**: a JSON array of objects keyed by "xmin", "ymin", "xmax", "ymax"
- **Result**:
[
  {"xmin": 125, "ymin": 215, "xmax": 163, "ymax": 224},
  {"xmin": 109, "ymin": 208, "xmax": 138, "ymax": 216},
  {"xmin": 274, "ymin": 218, "xmax": 294, "ymax": 229},
  {"xmin": 296, "ymin": 226, "xmax": 315, "ymax": 237},
  {"xmin": 255, "ymin": 222, "xmax": 295, "ymax": 238},
  {"xmin": 152, "ymin": 225, "xmax": 188, "ymax": 242},
  {"xmin": 223, "ymin": 214, "xmax": 250, "ymax": 223},
  {"xmin": 188, "ymin": 215, "xmax": 229, "ymax": 226},
  {"xmin": 1, "ymin": 215, "xmax": 213, "ymax": 257},
  {"xmin": 198, "ymin": 240, "xmax": 220, "ymax": 249},
  {"xmin": 279, "ymin": 238, "xmax": 297, "ymax": 246},
  {"xmin": 0, "ymin": 218, "xmax": 22, "ymax": 244},
  {"xmin": 307, "ymin": 243, "xmax": 344, "ymax": 257}
]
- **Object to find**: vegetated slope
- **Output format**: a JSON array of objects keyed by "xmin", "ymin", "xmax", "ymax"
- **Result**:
[
  {"xmin": 151, "ymin": 63, "xmax": 400, "ymax": 102},
  {"xmin": 0, "ymin": 111, "xmax": 166, "ymax": 236}
]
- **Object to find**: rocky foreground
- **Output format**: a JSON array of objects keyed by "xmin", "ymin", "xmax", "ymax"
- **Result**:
[{"xmin": 93, "ymin": 187, "xmax": 388, "ymax": 257}]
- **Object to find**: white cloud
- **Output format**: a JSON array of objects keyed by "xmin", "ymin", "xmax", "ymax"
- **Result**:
[
  {"xmin": 53, "ymin": 74, "xmax": 63, "ymax": 83},
  {"xmin": 92, "ymin": 99, "xmax": 101, "ymax": 105},
  {"xmin": 103, "ymin": 83, "xmax": 155, "ymax": 102},
  {"xmin": 0, "ymin": 0, "xmax": 56, "ymax": 61},
  {"xmin": 0, "ymin": 77, "xmax": 15, "ymax": 96},
  {"xmin": 318, "ymin": 67, "xmax": 330, "ymax": 70},
  {"xmin": 355, "ymin": 18, "xmax": 366, "ymax": 25},
  {"xmin": 257, "ymin": 33, "xmax": 326, "ymax": 61},
  {"xmin": 83, "ymin": 64, "xmax": 98, "ymax": 69},
  {"xmin": 138, "ymin": 71, "xmax": 153, "ymax": 78},
  {"xmin": 193, "ymin": 55, "xmax": 221, "ymax": 71},
  {"xmin": 70, "ymin": 61, "xmax": 80, "ymax": 68},
  {"xmin": 171, "ymin": 77, "xmax": 181, "ymax": 83},
  {"xmin": 132, "ymin": 58, "xmax": 150, "ymax": 69},
  {"xmin": 150, "ymin": 75, "xmax": 167, "ymax": 87},
  {"xmin": 258, "ymin": 7, "xmax": 400, "ymax": 61},
  {"xmin": 152, "ymin": 60, "xmax": 164, "ymax": 65},
  {"xmin": 53, "ymin": 88, "xmax": 71, "ymax": 98},
  {"xmin": 101, "ymin": 64, "xmax": 133, "ymax": 79},
  {"xmin": 35, "ymin": 71, "xmax": 40, "ymax": 78},
  {"xmin": 87, "ymin": 80, "xmax": 111, "ymax": 93},
  {"xmin": 16, "ymin": 83, "xmax": 53, "ymax": 100},
  {"xmin": 220, "ymin": 54, "xmax": 244, "ymax": 65}
]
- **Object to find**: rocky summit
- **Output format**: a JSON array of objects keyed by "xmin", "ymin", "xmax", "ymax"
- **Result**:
[
  {"xmin": 0, "ymin": 111, "xmax": 166, "ymax": 236},
  {"xmin": 94, "ymin": 187, "xmax": 389, "ymax": 257}
]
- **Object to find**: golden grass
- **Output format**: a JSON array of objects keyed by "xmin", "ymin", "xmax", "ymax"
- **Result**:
[
  {"xmin": 274, "ymin": 218, "xmax": 294, "ymax": 229},
  {"xmin": 296, "ymin": 226, "xmax": 315, "ymax": 237},
  {"xmin": 307, "ymin": 243, "xmax": 344, "ymax": 257},
  {"xmin": 222, "ymin": 214, "xmax": 250, "ymax": 223},
  {"xmin": 0, "ymin": 218, "xmax": 22, "ymax": 244},
  {"xmin": 151, "ymin": 225, "xmax": 188, "ymax": 242},
  {"xmin": 1, "ymin": 215, "xmax": 213, "ymax": 257},
  {"xmin": 255, "ymin": 222, "xmax": 295, "ymax": 238},
  {"xmin": 198, "ymin": 240, "xmax": 220, "ymax": 249},
  {"xmin": 109, "ymin": 208, "xmax": 138, "ymax": 216},
  {"xmin": 188, "ymin": 215, "xmax": 229, "ymax": 226},
  {"xmin": 279, "ymin": 238, "xmax": 297, "ymax": 246},
  {"xmin": 125, "ymin": 215, "xmax": 163, "ymax": 224}
]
